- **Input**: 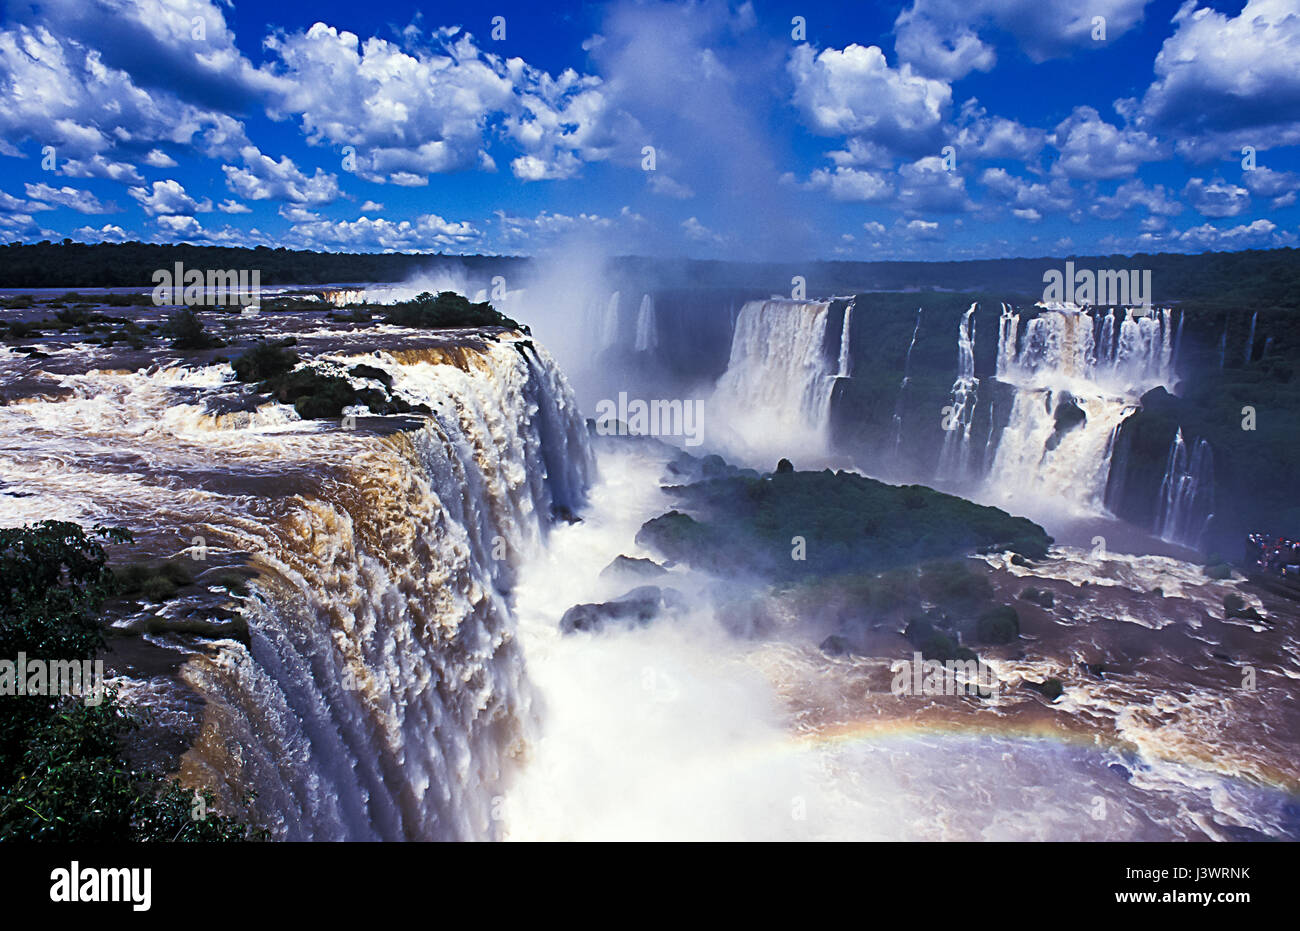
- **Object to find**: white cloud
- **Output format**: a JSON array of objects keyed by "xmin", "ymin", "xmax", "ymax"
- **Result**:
[
  {"xmin": 805, "ymin": 166, "xmax": 894, "ymax": 202},
  {"xmin": 1050, "ymin": 106, "xmax": 1166, "ymax": 179},
  {"xmin": 1183, "ymin": 177, "xmax": 1250, "ymax": 218},
  {"xmin": 1242, "ymin": 167, "xmax": 1300, "ymax": 209},
  {"xmin": 221, "ymin": 146, "xmax": 339, "ymax": 204},
  {"xmin": 789, "ymin": 43, "xmax": 951, "ymax": 158},
  {"xmin": 1088, "ymin": 178, "xmax": 1182, "ymax": 219},
  {"xmin": 23, "ymin": 182, "xmax": 117, "ymax": 214},
  {"xmin": 894, "ymin": 0, "xmax": 1152, "ymax": 80},
  {"xmin": 129, "ymin": 179, "xmax": 212, "ymax": 216},
  {"xmin": 287, "ymin": 213, "xmax": 481, "ymax": 252},
  {"xmin": 1136, "ymin": 0, "xmax": 1300, "ymax": 159}
]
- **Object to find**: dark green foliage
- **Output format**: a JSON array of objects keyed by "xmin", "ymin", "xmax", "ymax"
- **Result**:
[
  {"xmin": 113, "ymin": 560, "xmax": 195, "ymax": 603},
  {"xmin": 383, "ymin": 290, "xmax": 522, "ymax": 331},
  {"xmin": 232, "ymin": 341, "xmax": 300, "ymax": 382},
  {"xmin": 0, "ymin": 522, "xmax": 261, "ymax": 841},
  {"xmin": 163, "ymin": 308, "xmax": 223, "ymax": 350},
  {"xmin": 635, "ymin": 470, "xmax": 1051, "ymax": 582},
  {"xmin": 776, "ymin": 458, "xmax": 794, "ymax": 474},
  {"xmin": 349, "ymin": 363, "xmax": 393, "ymax": 387},
  {"xmin": 974, "ymin": 605, "xmax": 1020, "ymax": 644},
  {"xmin": 919, "ymin": 561, "xmax": 993, "ymax": 609},
  {"xmin": 232, "ymin": 346, "xmax": 427, "ymax": 420}
]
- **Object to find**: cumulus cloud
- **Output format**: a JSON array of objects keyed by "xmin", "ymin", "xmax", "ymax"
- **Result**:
[
  {"xmin": 221, "ymin": 146, "xmax": 340, "ymax": 204},
  {"xmin": 1242, "ymin": 166, "xmax": 1300, "ymax": 209},
  {"xmin": 129, "ymin": 179, "xmax": 212, "ymax": 216},
  {"xmin": 1087, "ymin": 179, "xmax": 1183, "ymax": 220},
  {"xmin": 789, "ymin": 43, "xmax": 951, "ymax": 158},
  {"xmin": 263, "ymin": 23, "xmax": 515, "ymax": 183},
  {"xmin": 23, "ymin": 182, "xmax": 117, "ymax": 213},
  {"xmin": 1050, "ymin": 106, "xmax": 1166, "ymax": 179},
  {"xmin": 805, "ymin": 166, "xmax": 894, "ymax": 203},
  {"xmin": 287, "ymin": 213, "xmax": 481, "ymax": 252},
  {"xmin": 1183, "ymin": 177, "xmax": 1250, "ymax": 218},
  {"xmin": 980, "ymin": 167, "xmax": 1074, "ymax": 214},
  {"xmin": 896, "ymin": 157, "xmax": 974, "ymax": 213},
  {"xmin": 1134, "ymin": 0, "xmax": 1300, "ymax": 159},
  {"xmin": 894, "ymin": 0, "xmax": 1152, "ymax": 80}
]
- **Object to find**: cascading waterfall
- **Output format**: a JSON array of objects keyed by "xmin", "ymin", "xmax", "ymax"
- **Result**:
[
  {"xmin": 890, "ymin": 307, "xmax": 923, "ymax": 459},
  {"xmin": 0, "ymin": 334, "xmax": 592, "ymax": 841},
  {"xmin": 835, "ymin": 300, "xmax": 854, "ymax": 378},
  {"xmin": 1155, "ymin": 429, "xmax": 1215, "ymax": 549},
  {"xmin": 1245, "ymin": 311, "xmax": 1258, "ymax": 363},
  {"xmin": 634, "ymin": 294, "xmax": 658, "ymax": 352},
  {"xmin": 937, "ymin": 302, "xmax": 979, "ymax": 482},
  {"xmin": 710, "ymin": 298, "xmax": 842, "ymax": 458},
  {"xmin": 601, "ymin": 291, "xmax": 621, "ymax": 350},
  {"xmin": 984, "ymin": 305, "xmax": 1179, "ymax": 514}
]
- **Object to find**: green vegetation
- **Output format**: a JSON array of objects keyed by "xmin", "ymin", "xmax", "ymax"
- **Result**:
[
  {"xmin": 0, "ymin": 521, "xmax": 260, "ymax": 841},
  {"xmin": 112, "ymin": 560, "xmax": 196, "ymax": 603},
  {"xmin": 635, "ymin": 469, "xmax": 1051, "ymax": 582},
  {"xmin": 974, "ymin": 605, "xmax": 1020, "ymax": 644},
  {"xmin": 382, "ymin": 290, "xmax": 522, "ymax": 331},
  {"xmin": 230, "ymin": 341, "xmax": 428, "ymax": 420},
  {"xmin": 163, "ymin": 308, "xmax": 224, "ymax": 350}
]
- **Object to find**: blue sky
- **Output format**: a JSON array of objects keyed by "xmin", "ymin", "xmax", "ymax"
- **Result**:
[{"xmin": 1, "ymin": 0, "xmax": 1298, "ymax": 260}]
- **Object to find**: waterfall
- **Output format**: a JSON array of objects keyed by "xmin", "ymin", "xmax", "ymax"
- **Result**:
[
  {"xmin": 0, "ymin": 334, "xmax": 593, "ymax": 840},
  {"xmin": 634, "ymin": 294, "xmax": 658, "ymax": 352},
  {"xmin": 1155, "ymin": 429, "xmax": 1215, "ymax": 550},
  {"xmin": 1244, "ymin": 311, "xmax": 1258, "ymax": 363},
  {"xmin": 1218, "ymin": 323, "xmax": 1227, "ymax": 369},
  {"xmin": 836, "ymin": 300, "xmax": 854, "ymax": 377},
  {"xmin": 601, "ymin": 291, "xmax": 621, "ymax": 350},
  {"xmin": 983, "ymin": 304, "xmax": 1176, "ymax": 514},
  {"xmin": 937, "ymin": 302, "xmax": 979, "ymax": 483},
  {"xmin": 710, "ymin": 298, "xmax": 841, "ymax": 458},
  {"xmin": 890, "ymin": 307, "xmax": 923, "ymax": 459}
]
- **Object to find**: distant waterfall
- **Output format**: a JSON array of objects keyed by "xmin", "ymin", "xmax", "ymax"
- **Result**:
[
  {"xmin": 937, "ymin": 302, "xmax": 979, "ymax": 482},
  {"xmin": 710, "ymin": 299, "xmax": 843, "ymax": 457},
  {"xmin": 1244, "ymin": 311, "xmax": 1258, "ymax": 363},
  {"xmin": 984, "ymin": 305, "xmax": 1178, "ymax": 514},
  {"xmin": 891, "ymin": 307, "xmax": 923, "ymax": 458},
  {"xmin": 601, "ymin": 291, "xmax": 621, "ymax": 350},
  {"xmin": 836, "ymin": 300, "xmax": 854, "ymax": 377},
  {"xmin": 1155, "ymin": 429, "xmax": 1215, "ymax": 550},
  {"xmin": 634, "ymin": 294, "xmax": 658, "ymax": 352}
]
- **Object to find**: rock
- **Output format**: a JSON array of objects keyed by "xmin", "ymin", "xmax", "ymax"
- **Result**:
[
  {"xmin": 775, "ymin": 458, "xmax": 794, "ymax": 474},
  {"xmin": 559, "ymin": 585, "xmax": 688, "ymax": 634},
  {"xmin": 819, "ymin": 634, "xmax": 852, "ymax": 657},
  {"xmin": 1024, "ymin": 677, "xmax": 1064, "ymax": 701},
  {"xmin": 1020, "ymin": 586, "xmax": 1054, "ymax": 609},
  {"xmin": 599, "ymin": 555, "xmax": 668, "ymax": 580}
]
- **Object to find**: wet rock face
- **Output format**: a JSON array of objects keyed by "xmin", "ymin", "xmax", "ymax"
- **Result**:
[
  {"xmin": 1045, "ymin": 393, "xmax": 1086, "ymax": 451},
  {"xmin": 559, "ymin": 585, "xmax": 688, "ymax": 634},
  {"xmin": 599, "ymin": 555, "xmax": 668, "ymax": 581}
]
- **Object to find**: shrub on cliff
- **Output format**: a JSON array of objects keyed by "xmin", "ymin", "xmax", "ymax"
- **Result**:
[
  {"xmin": 384, "ymin": 291, "xmax": 522, "ymax": 331},
  {"xmin": 0, "ymin": 521, "xmax": 261, "ymax": 841}
]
